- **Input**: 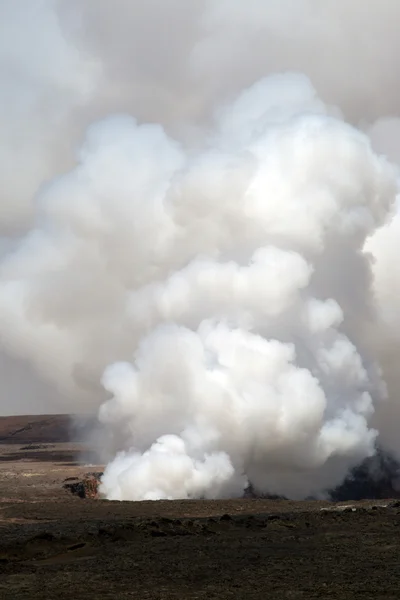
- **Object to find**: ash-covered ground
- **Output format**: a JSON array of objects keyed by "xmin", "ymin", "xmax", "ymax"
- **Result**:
[{"xmin": 1, "ymin": 415, "xmax": 400, "ymax": 600}]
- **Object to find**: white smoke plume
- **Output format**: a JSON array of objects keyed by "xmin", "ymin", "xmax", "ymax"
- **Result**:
[
  {"xmin": 95, "ymin": 78, "xmax": 397, "ymax": 500},
  {"xmin": 1, "ymin": 1, "xmax": 400, "ymax": 499}
]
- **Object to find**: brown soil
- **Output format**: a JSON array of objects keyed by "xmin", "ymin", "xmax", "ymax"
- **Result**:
[{"xmin": 0, "ymin": 415, "xmax": 400, "ymax": 599}]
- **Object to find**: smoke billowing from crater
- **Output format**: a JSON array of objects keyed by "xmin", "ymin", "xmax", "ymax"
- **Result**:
[{"xmin": 1, "ymin": 1, "xmax": 400, "ymax": 500}]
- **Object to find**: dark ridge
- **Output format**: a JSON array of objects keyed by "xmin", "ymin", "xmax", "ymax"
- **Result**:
[{"xmin": 0, "ymin": 414, "xmax": 97, "ymax": 444}]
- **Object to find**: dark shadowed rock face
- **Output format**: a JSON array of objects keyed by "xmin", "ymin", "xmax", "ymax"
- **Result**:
[
  {"xmin": 64, "ymin": 473, "xmax": 103, "ymax": 499},
  {"xmin": 244, "ymin": 449, "xmax": 400, "ymax": 502},
  {"xmin": 235, "ymin": 447, "xmax": 400, "ymax": 503},
  {"xmin": 331, "ymin": 450, "xmax": 400, "ymax": 501}
]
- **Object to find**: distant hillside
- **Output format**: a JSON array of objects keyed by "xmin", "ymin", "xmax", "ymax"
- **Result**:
[{"xmin": 0, "ymin": 414, "xmax": 96, "ymax": 444}]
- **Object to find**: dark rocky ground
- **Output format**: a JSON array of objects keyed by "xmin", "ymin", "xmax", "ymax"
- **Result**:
[{"xmin": 1, "ymin": 415, "xmax": 400, "ymax": 599}]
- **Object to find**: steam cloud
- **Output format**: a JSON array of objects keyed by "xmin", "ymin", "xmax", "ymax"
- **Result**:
[{"xmin": 1, "ymin": 1, "xmax": 400, "ymax": 500}]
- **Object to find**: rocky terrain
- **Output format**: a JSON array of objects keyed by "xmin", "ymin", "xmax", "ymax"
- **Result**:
[{"xmin": 1, "ymin": 415, "xmax": 400, "ymax": 599}]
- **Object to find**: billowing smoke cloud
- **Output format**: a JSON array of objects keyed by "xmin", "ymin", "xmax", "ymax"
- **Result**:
[
  {"xmin": 1, "ymin": 1, "xmax": 400, "ymax": 500},
  {"xmin": 95, "ymin": 78, "xmax": 397, "ymax": 500}
]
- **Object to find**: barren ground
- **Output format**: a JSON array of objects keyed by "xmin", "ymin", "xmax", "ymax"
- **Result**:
[{"xmin": 0, "ymin": 415, "xmax": 400, "ymax": 599}]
